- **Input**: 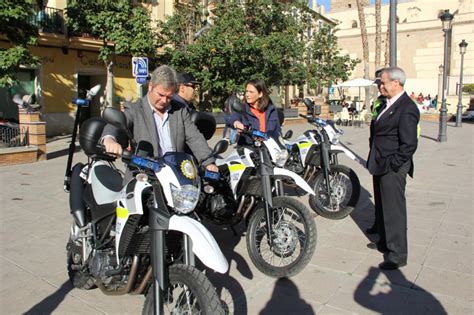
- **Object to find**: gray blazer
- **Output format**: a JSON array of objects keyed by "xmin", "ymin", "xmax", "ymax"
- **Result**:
[{"xmin": 103, "ymin": 95, "xmax": 214, "ymax": 166}]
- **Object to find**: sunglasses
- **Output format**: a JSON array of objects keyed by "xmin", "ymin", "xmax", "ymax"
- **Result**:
[{"xmin": 184, "ymin": 84, "xmax": 198, "ymax": 89}]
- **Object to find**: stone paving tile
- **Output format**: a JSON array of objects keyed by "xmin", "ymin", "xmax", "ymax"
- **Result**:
[
  {"xmin": 317, "ymin": 305, "xmax": 358, "ymax": 314},
  {"xmin": 414, "ymin": 266, "xmax": 474, "ymax": 300},
  {"xmin": 309, "ymin": 245, "xmax": 368, "ymax": 274},
  {"xmin": 408, "ymin": 216, "xmax": 443, "ymax": 233},
  {"xmin": 423, "ymin": 247, "xmax": 473, "ymax": 274},
  {"xmin": 431, "ymin": 232, "xmax": 472, "ymax": 252},
  {"xmin": 437, "ymin": 221, "xmax": 473, "ymax": 238},
  {"xmin": 407, "ymin": 228, "xmax": 436, "ymax": 248}
]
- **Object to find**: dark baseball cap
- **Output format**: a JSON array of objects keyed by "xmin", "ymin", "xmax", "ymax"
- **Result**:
[
  {"xmin": 177, "ymin": 73, "xmax": 200, "ymax": 85},
  {"xmin": 374, "ymin": 68, "xmax": 384, "ymax": 84}
]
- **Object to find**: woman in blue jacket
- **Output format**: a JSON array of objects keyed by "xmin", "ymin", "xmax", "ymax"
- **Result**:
[{"xmin": 228, "ymin": 79, "xmax": 281, "ymax": 144}]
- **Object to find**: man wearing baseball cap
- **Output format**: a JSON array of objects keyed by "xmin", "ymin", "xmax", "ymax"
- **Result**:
[{"xmin": 173, "ymin": 73, "xmax": 200, "ymax": 110}]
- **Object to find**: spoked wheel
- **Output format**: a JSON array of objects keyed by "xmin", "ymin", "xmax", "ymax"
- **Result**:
[
  {"xmin": 142, "ymin": 264, "xmax": 224, "ymax": 315},
  {"xmin": 309, "ymin": 164, "xmax": 360, "ymax": 220},
  {"xmin": 246, "ymin": 197, "xmax": 317, "ymax": 278}
]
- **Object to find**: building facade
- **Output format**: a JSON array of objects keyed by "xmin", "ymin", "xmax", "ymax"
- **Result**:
[
  {"xmin": 324, "ymin": 0, "xmax": 474, "ymax": 111},
  {"xmin": 0, "ymin": 1, "xmax": 178, "ymax": 136}
]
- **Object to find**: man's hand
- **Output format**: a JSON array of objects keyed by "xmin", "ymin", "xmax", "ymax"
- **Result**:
[
  {"xmin": 205, "ymin": 163, "xmax": 219, "ymax": 173},
  {"xmin": 103, "ymin": 137, "xmax": 123, "ymax": 156},
  {"xmin": 233, "ymin": 121, "xmax": 245, "ymax": 132}
]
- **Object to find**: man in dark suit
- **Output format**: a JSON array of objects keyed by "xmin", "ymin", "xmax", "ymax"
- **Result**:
[
  {"xmin": 366, "ymin": 66, "xmax": 420, "ymax": 270},
  {"xmin": 102, "ymin": 65, "xmax": 218, "ymax": 175},
  {"xmin": 366, "ymin": 69, "xmax": 388, "ymax": 235}
]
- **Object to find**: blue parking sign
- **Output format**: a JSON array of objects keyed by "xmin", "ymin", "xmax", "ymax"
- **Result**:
[
  {"xmin": 136, "ymin": 76, "xmax": 147, "ymax": 84},
  {"xmin": 132, "ymin": 57, "xmax": 148, "ymax": 77}
]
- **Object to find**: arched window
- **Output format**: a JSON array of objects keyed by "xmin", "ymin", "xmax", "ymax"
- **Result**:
[{"xmin": 351, "ymin": 20, "xmax": 358, "ymax": 28}]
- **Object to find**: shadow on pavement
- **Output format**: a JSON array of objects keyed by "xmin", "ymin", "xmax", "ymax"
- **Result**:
[
  {"xmin": 202, "ymin": 222, "xmax": 250, "ymax": 315},
  {"xmin": 354, "ymin": 267, "xmax": 446, "ymax": 313},
  {"xmin": 46, "ymin": 146, "xmax": 81, "ymax": 160},
  {"xmin": 420, "ymin": 134, "xmax": 439, "ymax": 142},
  {"xmin": 24, "ymin": 280, "xmax": 73, "ymax": 314},
  {"xmin": 259, "ymin": 278, "xmax": 315, "ymax": 315}
]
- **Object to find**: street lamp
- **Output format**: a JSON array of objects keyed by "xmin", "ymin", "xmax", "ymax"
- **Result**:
[
  {"xmin": 437, "ymin": 64, "xmax": 443, "ymax": 109},
  {"xmin": 455, "ymin": 39, "xmax": 468, "ymax": 127},
  {"xmin": 438, "ymin": 9, "xmax": 454, "ymax": 142}
]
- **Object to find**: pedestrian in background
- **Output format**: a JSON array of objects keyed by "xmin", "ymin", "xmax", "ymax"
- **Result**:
[
  {"xmin": 366, "ymin": 66, "xmax": 420, "ymax": 270},
  {"xmin": 173, "ymin": 73, "xmax": 200, "ymax": 110}
]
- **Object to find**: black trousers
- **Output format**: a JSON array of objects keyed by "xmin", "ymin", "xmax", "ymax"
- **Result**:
[{"xmin": 373, "ymin": 160, "xmax": 410, "ymax": 265}]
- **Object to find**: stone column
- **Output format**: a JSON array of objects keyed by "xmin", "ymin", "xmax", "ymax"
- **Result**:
[{"xmin": 18, "ymin": 110, "xmax": 47, "ymax": 161}]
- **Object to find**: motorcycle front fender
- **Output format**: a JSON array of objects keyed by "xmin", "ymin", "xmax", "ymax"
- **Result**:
[
  {"xmin": 168, "ymin": 215, "xmax": 229, "ymax": 274},
  {"xmin": 330, "ymin": 144, "xmax": 360, "ymax": 163},
  {"xmin": 273, "ymin": 167, "xmax": 315, "ymax": 196}
]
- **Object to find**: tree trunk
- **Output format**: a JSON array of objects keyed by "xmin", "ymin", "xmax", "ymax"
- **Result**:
[
  {"xmin": 356, "ymin": 0, "xmax": 370, "ymax": 108},
  {"xmin": 384, "ymin": 16, "xmax": 390, "ymax": 66},
  {"xmin": 106, "ymin": 60, "xmax": 114, "ymax": 108},
  {"xmin": 375, "ymin": 0, "xmax": 382, "ymax": 69}
]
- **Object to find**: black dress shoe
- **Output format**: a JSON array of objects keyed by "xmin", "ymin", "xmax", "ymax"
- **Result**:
[
  {"xmin": 367, "ymin": 242, "xmax": 388, "ymax": 253},
  {"xmin": 378, "ymin": 261, "xmax": 406, "ymax": 270},
  {"xmin": 366, "ymin": 226, "xmax": 377, "ymax": 234}
]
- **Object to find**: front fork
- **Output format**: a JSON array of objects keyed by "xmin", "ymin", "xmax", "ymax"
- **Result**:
[
  {"xmin": 320, "ymin": 142, "xmax": 333, "ymax": 197},
  {"xmin": 260, "ymin": 148, "xmax": 275, "ymax": 248},
  {"xmin": 149, "ymin": 183, "xmax": 171, "ymax": 315}
]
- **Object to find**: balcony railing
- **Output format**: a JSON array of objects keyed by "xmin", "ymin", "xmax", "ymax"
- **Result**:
[{"xmin": 29, "ymin": 5, "xmax": 65, "ymax": 34}]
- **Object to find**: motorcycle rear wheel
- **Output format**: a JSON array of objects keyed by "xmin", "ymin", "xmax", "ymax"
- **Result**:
[
  {"xmin": 246, "ymin": 197, "xmax": 317, "ymax": 278},
  {"xmin": 309, "ymin": 164, "xmax": 360, "ymax": 219},
  {"xmin": 142, "ymin": 264, "xmax": 224, "ymax": 315}
]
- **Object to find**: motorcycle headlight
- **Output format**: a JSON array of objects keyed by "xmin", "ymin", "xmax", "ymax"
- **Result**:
[
  {"xmin": 170, "ymin": 184, "xmax": 200, "ymax": 214},
  {"xmin": 275, "ymin": 149, "xmax": 289, "ymax": 167}
]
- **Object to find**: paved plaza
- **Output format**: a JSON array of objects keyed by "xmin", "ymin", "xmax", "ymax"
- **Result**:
[{"xmin": 0, "ymin": 119, "xmax": 472, "ymax": 314}]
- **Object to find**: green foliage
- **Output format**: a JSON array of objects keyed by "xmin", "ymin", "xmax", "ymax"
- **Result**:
[
  {"xmin": 0, "ymin": 0, "xmax": 39, "ymax": 87},
  {"xmin": 306, "ymin": 24, "xmax": 359, "ymax": 93},
  {"xmin": 157, "ymin": 0, "xmax": 307, "ymax": 106},
  {"xmin": 463, "ymin": 84, "xmax": 474, "ymax": 94},
  {"xmin": 66, "ymin": 0, "xmax": 157, "ymax": 63}
]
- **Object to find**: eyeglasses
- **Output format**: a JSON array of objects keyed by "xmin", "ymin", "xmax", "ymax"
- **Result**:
[{"xmin": 184, "ymin": 84, "xmax": 197, "ymax": 89}]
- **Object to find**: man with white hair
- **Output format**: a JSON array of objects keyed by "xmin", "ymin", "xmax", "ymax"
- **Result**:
[{"xmin": 366, "ymin": 66, "xmax": 420, "ymax": 270}]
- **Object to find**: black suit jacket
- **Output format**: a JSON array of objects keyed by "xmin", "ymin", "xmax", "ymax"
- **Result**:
[{"xmin": 367, "ymin": 92, "xmax": 420, "ymax": 177}]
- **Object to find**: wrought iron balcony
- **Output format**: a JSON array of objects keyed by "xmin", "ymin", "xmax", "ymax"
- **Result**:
[{"xmin": 29, "ymin": 5, "xmax": 65, "ymax": 34}]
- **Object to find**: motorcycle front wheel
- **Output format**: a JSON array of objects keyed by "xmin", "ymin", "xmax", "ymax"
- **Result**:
[
  {"xmin": 309, "ymin": 164, "xmax": 360, "ymax": 219},
  {"xmin": 246, "ymin": 197, "xmax": 317, "ymax": 278},
  {"xmin": 142, "ymin": 264, "xmax": 225, "ymax": 315}
]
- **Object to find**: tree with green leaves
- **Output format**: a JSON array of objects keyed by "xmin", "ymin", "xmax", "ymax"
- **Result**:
[
  {"xmin": 157, "ymin": 0, "xmax": 308, "ymax": 109},
  {"xmin": 0, "ymin": 0, "xmax": 39, "ymax": 87},
  {"xmin": 66, "ymin": 0, "xmax": 157, "ymax": 106},
  {"xmin": 306, "ymin": 24, "xmax": 359, "ymax": 95}
]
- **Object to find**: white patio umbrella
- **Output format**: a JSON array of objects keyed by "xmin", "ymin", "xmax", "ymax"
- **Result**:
[{"xmin": 334, "ymin": 78, "xmax": 376, "ymax": 109}]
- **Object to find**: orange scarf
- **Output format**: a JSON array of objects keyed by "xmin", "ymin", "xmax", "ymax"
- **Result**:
[{"xmin": 249, "ymin": 105, "xmax": 266, "ymax": 132}]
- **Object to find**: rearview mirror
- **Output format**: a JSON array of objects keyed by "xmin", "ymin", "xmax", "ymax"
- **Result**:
[
  {"xmin": 228, "ymin": 94, "xmax": 244, "ymax": 114},
  {"xmin": 283, "ymin": 130, "xmax": 293, "ymax": 140},
  {"xmin": 303, "ymin": 98, "xmax": 314, "ymax": 110},
  {"xmin": 87, "ymin": 84, "xmax": 101, "ymax": 98},
  {"xmin": 213, "ymin": 139, "xmax": 229, "ymax": 155}
]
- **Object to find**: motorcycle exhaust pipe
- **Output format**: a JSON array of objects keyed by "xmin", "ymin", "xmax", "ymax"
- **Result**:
[
  {"xmin": 98, "ymin": 255, "xmax": 139, "ymax": 295},
  {"xmin": 69, "ymin": 163, "xmax": 86, "ymax": 227}
]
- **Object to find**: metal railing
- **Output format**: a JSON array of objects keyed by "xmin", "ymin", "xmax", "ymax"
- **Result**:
[
  {"xmin": 0, "ymin": 127, "xmax": 29, "ymax": 148},
  {"xmin": 28, "ymin": 5, "xmax": 65, "ymax": 34}
]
